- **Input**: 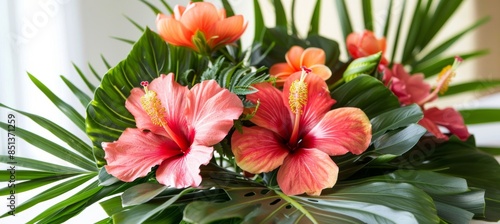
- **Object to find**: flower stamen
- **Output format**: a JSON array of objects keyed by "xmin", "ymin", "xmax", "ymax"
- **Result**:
[
  {"xmin": 288, "ymin": 68, "xmax": 309, "ymax": 146},
  {"xmin": 417, "ymin": 56, "xmax": 462, "ymax": 106},
  {"xmin": 140, "ymin": 81, "xmax": 189, "ymax": 151}
]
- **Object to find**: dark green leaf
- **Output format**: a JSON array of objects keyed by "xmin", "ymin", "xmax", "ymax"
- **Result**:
[
  {"xmin": 335, "ymin": 0, "xmax": 353, "ymax": 53},
  {"xmin": 432, "ymin": 188, "xmax": 485, "ymax": 216},
  {"xmin": 101, "ymin": 54, "xmax": 112, "ymax": 70},
  {"xmin": 88, "ymin": 62, "xmax": 102, "ymax": 82},
  {"xmin": 308, "ymin": 0, "xmax": 321, "ymax": 35},
  {"xmin": 401, "ymin": 0, "xmax": 424, "ymax": 64},
  {"xmin": 441, "ymin": 80, "xmax": 500, "ymax": 97},
  {"xmin": 0, "ymin": 170, "xmax": 69, "ymax": 181},
  {"xmin": 121, "ymin": 183, "xmax": 169, "ymax": 207},
  {"xmin": 478, "ymin": 146, "xmax": 500, "ymax": 155},
  {"xmin": 361, "ymin": 0, "xmax": 373, "ymax": 31},
  {"xmin": 159, "ymin": 0, "xmax": 173, "ymax": 14},
  {"xmin": 459, "ymin": 108, "xmax": 500, "ymax": 125},
  {"xmin": 124, "ymin": 15, "xmax": 145, "ymax": 32},
  {"xmin": 382, "ymin": 0, "xmax": 393, "ymax": 37},
  {"xmin": 111, "ymin": 36, "xmax": 135, "ymax": 45},
  {"xmin": 139, "ymin": 0, "xmax": 161, "ymax": 15},
  {"xmin": 0, "ymin": 103, "xmax": 94, "ymax": 162},
  {"xmin": 373, "ymin": 124, "xmax": 427, "ymax": 155},
  {"xmin": 27, "ymin": 73, "xmax": 86, "ymax": 131},
  {"xmin": 253, "ymin": 0, "xmax": 265, "ymax": 43},
  {"xmin": 60, "ymin": 75, "xmax": 92, "ymax": 107},
  {"xmin": 72, "ymin": 63, "xmax": 96, "ymax": 92},
  {"xmin": 330, "ymin": 75, "xmax": 400, "ymax": 118},
  {"xmin": 371, "ymin": 104, "xmax": 423, "ymax": 139},
  {"xmin": 0, "ymin": 174, "xmax": 94, "ymax": 218},
  {"xmin": 0, "ymin": 174, "xmax": 77, "ymax": 196},
  {"xmin": 434, "ymin": 201, "xmax": 474, "ymax": 224},
  {"xmin": 412, "ymin": 50, "xmax": 489, "ymax": 77},
  {"xmin": 0, "ymin": 156, "xmax": 84, "ymax": 173},
  {"xmin": 389, "ymin": 0, "xmax": 406, "ymax": 65},
  {"xmin": 418, "ymin": 0, "xmax": 463, "ymax": 50},
  {"xmin": 291, "ymin": 0, "xmax": 298, "ymax": 35},
  {"xmin": 100, "ymin": 196, "xmax": 123, "ymax": 216},
  {"xmin": 98, "ymin": 167, "xmax": 120, "ymax": 186},
  {"xmin": 273, "ymin": 0, "xmax": 287, "ymax": 28},
  {"xmin": 0, "ymin": 123, "xmax": 96, "ymax": 171}
]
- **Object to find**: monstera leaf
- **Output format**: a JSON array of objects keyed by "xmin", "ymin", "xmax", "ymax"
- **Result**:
[{"xmin": 85, "ymin": 28, "xmax": 209, "ymax": 166}]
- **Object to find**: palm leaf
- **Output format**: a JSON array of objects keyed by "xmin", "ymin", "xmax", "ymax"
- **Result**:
[{"xmin": 60, "ymin": 75, "xmax": 92, "ymax": 107}]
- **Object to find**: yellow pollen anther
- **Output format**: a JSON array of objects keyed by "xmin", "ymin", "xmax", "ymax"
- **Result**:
[
  {"xmin": 289, "ymin": 78, "xmax": 308, "ymax": 114},
  {"xmin": 436, "ymin": 65, "xmax": 456, "ymax": 95},
  {"xmin": 140, "ymin": 88, "xmax": 166, "ymax": 126}
]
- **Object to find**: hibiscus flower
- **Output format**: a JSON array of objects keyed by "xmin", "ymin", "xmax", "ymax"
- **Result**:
[
  {"xmin": 103, "ymin": 74, "xmax": 243, "ymax": 188},
  {"xmin": 346, "ymin": 30, "xmax": 388, "ymax": 65},
  {"xmin": 156, "ymin": 2, "xmax": 247, "ymax": 54},
  {"xmin": 269, "ymin": 46, "xmax": 332, "ymax": 85},
  {"xmin": 232, "ymin": 70, "xmax": 371, "ymax": 196},
  {"xmin": 387, "ymin": 58, "xmax": 470, "ymax": 141}
]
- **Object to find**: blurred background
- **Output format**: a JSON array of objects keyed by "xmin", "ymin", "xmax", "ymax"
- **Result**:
[{"xmin": 0, "ymin": 0, "xmax": 498, "ymax": 222}]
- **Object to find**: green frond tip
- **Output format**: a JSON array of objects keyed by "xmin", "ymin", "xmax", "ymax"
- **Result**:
[{"xmin": 343, "ymin": 52, "xmax": 382, "ymax": 82}]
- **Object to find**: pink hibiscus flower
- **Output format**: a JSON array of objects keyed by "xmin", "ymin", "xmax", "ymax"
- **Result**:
[
  {"xmin": 103, "ymin": 74, "xmax": 243, "ymax": 188},
  {"xmin": 387, "ymin": 58, "xmax": 470, "ymax": 141},
  {"xmin": 231, "ymin": 70, "xmax": 372, "ymax": 196}
]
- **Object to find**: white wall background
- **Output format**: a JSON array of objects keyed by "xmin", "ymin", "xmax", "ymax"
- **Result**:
[{"xmin": 0, "ymin": 0, "xmax": 499, "ymax": 223}]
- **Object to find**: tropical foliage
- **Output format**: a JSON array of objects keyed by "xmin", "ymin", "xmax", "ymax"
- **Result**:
[{"xmin": 1, "ymin": 0, "xmax": 500, "ymax": 223}]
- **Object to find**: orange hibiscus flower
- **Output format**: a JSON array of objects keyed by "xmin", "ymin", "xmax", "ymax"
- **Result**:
[
  {"xmin": 269, "ymin": 46, "xmax": 332, "ymax": 85},
  {"xmin": 346, "ymin": 30, "xmax": 388, "ymax": 65},
  {"xmin": 156, "ymin": 2, "xmax": 247, "ymax": 54}
]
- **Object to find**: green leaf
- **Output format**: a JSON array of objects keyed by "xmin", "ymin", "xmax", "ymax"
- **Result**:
[
  {"xmin": 101, "ymin": 54, "xmax": 112, "ymax": 70},
  {"xmin": 0, "ymin": 103, "xmax": 94, "ymax": 162},
  {"xmin": 0, "ymin": 174, "xmax": 94, "ymax": 218},
  {"xmin": 397, "ymin": 136, "xmax": 500, "ymax": 221},
  {"xmin": 335, "ymin": 0, "xmax": 353, "ymax": 53},
  {"xmin": 401, "ymin": 0, "xmax": 424, "ymax": 64},
  {"xmin": 100, "ymin": 196, "xmax": 124, "ymax": 216},
  {"xmin": 0, "ymin": 156, "xmax": 84, "ymax": 173},
  {"xmin": 185, "ymin": 182, "xmax": 439, "ymax": 223},
  {"xmin": 441, "ymin": 80, "xmax": 500, "ymax": 97},
  {"xmin": 98, "ymin": 167, "xmax": 120, "ymax": 186},
  {"xmin": 330, "ymin": 75, "xmax": 400, "ymax": 118},
  {"xmin": 361, "ymin": 0, "xmax": 373, "ymax": 31},
  {"xmin": 0, "ymin": 170, "xmax": 69, "ymax": 181},
  {"xmin": 372, "ymin": 123, "xmax": 427, "ymax": 155},
  {"xmin": 139, "ymin": 0, "xmax": 161, "ymax": 14},
  {"xmin": 0, "ymin": 174, "xmax": 77, "ymax": 196},
  {"xmin": 86, "ymin": 28, "xmax": 208, "ymax": 166},
  {"xmin": 308, "ymin": 0, "xmax": 321, "ymax": 35},
  {"xmin": 389, "ymin": 0, "xmax": 406, "ymax": 65},
  {"xmin": 72, "ymin": 62, "xmax": 96, "ymax": 92},
  {"xmin": 459, "ymin": 108, "xmax": 500, "ymax": 125},
  {"xmin": 412, "ymin": 50, "xmax": 489, "ymax": 77},
  {"xmin": 27, "ymin": 73, "xmax": 86, "ymax": 131},
  {"xmin": 434, "ymin": 201, "xmax": 474, "ymax": 224},
  {"xmin": 291, "ymin": 0, "xmax": 298, "ymax": 35},
  {"xmin": 418, "ymin": 0, "xmax": 463, "ymax": 50},
  {"xmin": 432, "ymin": 188, "xmax": 485, "ymax": 216},
  {"xmin": 27, "ymin": 184, "xmax": 103, "ymax": 224},
  {"xmin": 113, "ymin": 188, "xmax": 194, "ymax": 224},
  {"xmin": 60, "ymin": 75, "xmax": 92, "ymax": 108},
  {"xmin": 111, "ymin": 36, "xmax": 135, "ymax": 45},
  {"xmin": 478, "ymin": 146, "xmax": 500, "ymax": 155},
  {"xmin": 253, "ymin": 0, "xmax": 265, "ymax": 43},
  {"xmin": 273, "ymin": 0, "xmax": 287, "ymax": 28},
  {"xmin": 343, "ymin": 52, "xmax": 382, "ymax": 82},
  {"xmin": 220, "ymin": 0, "xmax": 235, "ymax": 17},
  {"xmin": 121, "ymin": 183, "xmax": 169, "ymax": 207},
  {"xmin": 415, "ymin": 16, "xmax": 490, "ymax": 66},
  {"xmin": 382, "ymin": 0, "xmax": 393, "ymax": 37},
  {"xmin": 88, "ymin": 62, "xmax": 102, "ymax": 82},
  {"xmin": 124, "ymin": 15, "xmax": 145, "ymax": 32},
  {"xmin": 370, "ymin": 104, "xmax": 423, "ymax": 139},
  {"xmin": 159, "ymin": 0, "xmax": 173, "ymax": 14},
  {"xmin": 0, "ymin": 123, "xmax": 96, "ymax": 171}
]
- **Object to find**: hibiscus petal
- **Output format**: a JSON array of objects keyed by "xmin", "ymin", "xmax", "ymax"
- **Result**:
[
  {"xmin": 156, "ymin": 16, "xmax": 194, "ymax": 48},
  {"xmin": 424, "ymin": 107, "xmax": 470, "ymax": 141},
  {"xmin": 180, "ymin": 2, "xmax": 220, "ymax": 34},
  {"xmin": 125, "ymin": 88, "xmax": 168, "ymax": 136},
  {"xmin": 247, "ymin": 82, "xmax": 293, "ymax": 138},
  {"xmin": 300, "ymin": 47, "xmax": 326, "ymax": 67},
  {"xmin": 309, "ymin": 64, "xmax": 332, "ymax": 80},
  {"xmin": 283, "ymin": 72, "xmax": 336, "ymax": 135},
  {"xmin": 104, "ymin": 128, "xmax": 181, "ymax": 182},
  {"xmin": 156, "ymin": 144, "xmax": 213, "ymax": 188},
  {"xmin": 148, "ymin": 74, "xmax": 191, "ymax": 142},
  {"xmin": 302, "ymin": 107, "xmax": 372, "ymax": 155},
  {"xmin": 173, "ymin": 5, "xmax": 186, "ymax": 20},
  {"xmin": 208, "ymin": 15, "xmax": 246, "ymax": 48},
  {"xmin": 419, "ymin": 117, "xmax": 448, "ymax": 140},
  {"xmin": 231, "ymin": 126, "xmax": 290, "ymax": 174},
  {"xmin": 277, "ymin": 148, "xmax": 338, "ymax": 196},
  {"xmin": 186, "ymin": 80, "xmax": 243, "ymax": 146},
  {"xmin": 285, "ymin": 46, "xmax": 304, "ymax": 71}
]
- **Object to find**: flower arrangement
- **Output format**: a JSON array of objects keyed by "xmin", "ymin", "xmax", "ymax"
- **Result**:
[{"xmin": 2, "ymin": 0, "xmax": 500, "ymax": 223}]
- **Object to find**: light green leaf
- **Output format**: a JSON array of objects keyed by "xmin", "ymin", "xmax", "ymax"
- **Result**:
[
  {"xmin": 459, "ymin": 108, "xmax": 500, "ymax": 125},
  {"xmin": 98, "ymin": 167, "xmax": 120, "ymax": 186},
  {"xmin": 0, "ymin": 170, "xmax": 76, "ymax": 181},
  {"xmin": 124, "ymin": 15, "xmax": 145, "ymax": 32},
  {"xmin": 60, "ymin": 75, "xmax": 92, "ymax": 108},
  {"xmin": 27, "ymin": 73, "xmax": 86, "ymax": 132},
  {"xmin": 72, "ymin": 62, "xmax": 96, "ymax": 92},
  {"xmin": 0, "ymin": 174, "xmax": 94, "ymax": 218},
  {"xmin": 121, "ymin": 183, "xmax": 169, "ymax": 207},
  {"xmin": 100, "ymin": 196, "xmax": 124, "ymax": 216},
  {"xmin": 0, "ymin": 123, "xmax": 96, "ymax": 171},
  {"xmin": 0, "ymin": 156, "xmax": 84, "ymax": 173},
  {"xmin": 441, "ymin": 80, "xmax": 500, "ymax": 97},
  {"xmin": 412, "ymin": 50, "xmax": 489, "ymax": 77},
  {"xmin": 0, "ymin": 103, "xmax": 94, "ymax": 162},
  {"xmin": 361, "ymin": 0, "xmax": 373, "ymax": 31},
  {"xmin": 0, "ymin": 174, "xmax": 77, "ymax": 196}
]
